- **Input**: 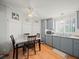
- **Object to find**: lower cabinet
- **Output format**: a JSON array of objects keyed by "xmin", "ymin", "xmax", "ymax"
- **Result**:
[
  {"xmin": 41, "ymin": 35, "xmax": 46, "ymax": 43},
  {"xmin": 74, "ymin": 40, "xmax": 79, "ymax": 58},
  {"xmin": 46, "ymin": 35, "xmax": 53, "ymax": 47},
  {"xmin": 46, "ymin": 35, "xmax": 79, "ymax": 58},
  {"xmin": 61, "ymin": 37, "xmax": 73, "ymax": 55},
  {"xmin": 53, "ymin": 36, "xmax": 61, "ymax": 50},
  {"xmin": 53, "ymin": 36, "xmax": 73, "ymax": 55}
]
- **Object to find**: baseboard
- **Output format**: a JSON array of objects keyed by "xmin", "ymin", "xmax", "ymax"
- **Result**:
[
  {"xmin": 0, "ymin": 53, "xmax": 9, "ymax": 58},
  {"xmin": 53, "ymin": 48, "xmax": 69, "ymax": 59}
]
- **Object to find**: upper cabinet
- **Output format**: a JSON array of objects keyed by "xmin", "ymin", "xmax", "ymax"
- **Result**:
[
  {"xmin": 41, "ymin": 20, "xmax": 46, "ymax": 35},
  {"xmin": 77, "ymin": 11, "xmax": 79, "ymax": 29},
  {"xmin": 46, "ymin": 18, "xmax": 53, "ymax": 30}
]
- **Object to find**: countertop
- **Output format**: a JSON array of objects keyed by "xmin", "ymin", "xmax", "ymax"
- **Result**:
[{"xmin": 46, "ymin": 33, "xmax": 79, "ymax": 39}]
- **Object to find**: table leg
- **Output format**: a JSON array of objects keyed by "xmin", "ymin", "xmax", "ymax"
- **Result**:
[
  {"xmin": 38, "ymin": 39, "xmax": 41, "ymax": 51},
  {"xmin": 34, "ymin": 43, "xmax": 36, "ymax": 54},
  {"xmin": 16, "ymin": 45, "xmax": 18, "ymax": 59},
  {"xmin": 27, "ymin": 48, "xmax": 29, "ymax": 59}
]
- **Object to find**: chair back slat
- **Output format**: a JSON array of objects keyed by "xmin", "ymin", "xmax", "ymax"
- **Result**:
[
  {"xmin": 37, "ymin": 33, "xmax": 40, "ymax": 38},
  {"xmin": 24, "ymin": 33, "xmax": 30, "ymax": 40},
  {"xmin": 10, "ymin": 35, "xmax": 15, "ymax": 49},
  {"xmin": 24, "ymin": 33, "xmax": 30, "ymax": 36},
  {"xmin": 27, "ymin": 35, "xmax": 36, "ymax": 41}
]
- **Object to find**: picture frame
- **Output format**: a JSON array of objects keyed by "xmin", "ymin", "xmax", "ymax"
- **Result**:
[{"xmin": 12, "ymin": 12, "xmax": 19, "ymax": 20}]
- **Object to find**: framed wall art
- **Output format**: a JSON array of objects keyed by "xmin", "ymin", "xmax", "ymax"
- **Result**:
[{"xmin": 12, "ymin": 12, "xmax": 19, "ymax": 20}]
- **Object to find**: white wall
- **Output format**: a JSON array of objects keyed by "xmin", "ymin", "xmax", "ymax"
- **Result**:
[
  {"xmin": 0, "ymin": 3, "xmax": 41, "ymax": 53},
  {"xmin": 22, "ymin": 21, "xmax": 32, "ymax": 34},
  {"xmin": 6, "ymin": 6, "xmax": 24, "ymax": 39},
  {"xmin": 22, "ymin": 19, "xmax": 41, "ymax": 35},
  {"xmin": 32, "ymin": 21, "xmax": 41, "ymax": 34},
  {"xmin": 0, "ymin": 4, "xmax": 8, "ymax": 53},
  {"xmin": 0, "ymin": 4, "xmax": 24, "ymax": 53}
]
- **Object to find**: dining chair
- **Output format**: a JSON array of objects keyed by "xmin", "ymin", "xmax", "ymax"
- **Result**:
[
  {"xmin": 37, "ymin": 33, "xmax": 40, "ymax": 38},
  {"xmin": 25, "ymin": 35, "xmax": 36, "ymax": 59},
  {"xmin": 24, "ymin": 33, "xmax": 30, "ymax": 40},
  {"xmin": 36, "ymin": 33, "xmax": 41, "ymax": 51},
  {"xmin": 10, "ymin": 35, "xmax": 25, "ymax": 59},
  {"xmin": 24, "ymin": 33, "xmax": 30, "ymax": 36}
]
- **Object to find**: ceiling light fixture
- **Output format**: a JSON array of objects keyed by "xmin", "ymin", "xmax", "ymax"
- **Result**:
[{"xmin": 27, "ymin": 7, "xmax": 33, "ymax": 17}]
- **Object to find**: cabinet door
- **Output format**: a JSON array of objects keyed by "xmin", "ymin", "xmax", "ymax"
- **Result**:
[
  {"xmin": 47, "ymin": 19, "xmax": 53, "ymax": 30},
  {"xmin": 41, "ymin": 20, "xmax": 46, "ymax": 42},
  {"xmin": 53, "ymin": 36, "xmax": 61, "ymax": 50},
  {"xmin": 77, "ymin": 11, "xmax": 79, "ymax": 29},
  {"xmin": 74, "ymin": 40, "xmax": 79, "ymax": 57},
  {"xmin": 41, "ymin": 35, "xmax": 46, "ymax": 43},
  {"xmin": 41, "ymin": 20, "xmax": 45, "ymax": 35},
  {"xmin": 46, "ymin": 35, "xmax": 53, "ymax": 47},
  {"xmin": 61, "ymin": 37, "xmax": 73, "ymax": 55}
]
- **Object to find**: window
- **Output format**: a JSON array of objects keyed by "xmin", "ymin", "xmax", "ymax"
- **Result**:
[{"xmin": 55, "ymin": 13, "xmax": 76, "ymax": 33}]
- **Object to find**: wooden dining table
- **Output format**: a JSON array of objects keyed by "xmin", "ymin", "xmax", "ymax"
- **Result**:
[{"xmin": 15, "ymin": 35, "xmax": 41, "ymax": 59}]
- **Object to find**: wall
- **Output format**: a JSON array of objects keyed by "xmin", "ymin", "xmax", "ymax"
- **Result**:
[
  {"xmin": 22, "ymin": 20, "xmax": 41, "ymax": 35},
  {"xmin": 0, "ymin": 4, "xmax": 8, "ymax": 53},
  {"xmin": 0, "ymin": 3, "xmax": 41, "ymax": 54}
]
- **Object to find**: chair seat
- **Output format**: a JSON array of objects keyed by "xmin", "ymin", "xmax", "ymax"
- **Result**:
[
  {"xmin": 24, "ymin": 40, "xmax": 35, "ymax": 49},
  {"xmin": 15, "ymin": 44, "xmax": 24, "ymax": 48},
  {"xmin": 26, "ymin": 44, "xmax": 35, "ymax": 48},
  {"xmin": 35, "ymin": 39, "xmax": 40, "ymax": 43},
  {"xmin": 25, "ymin": 40, "xmax": 34, "ymax": 44}
]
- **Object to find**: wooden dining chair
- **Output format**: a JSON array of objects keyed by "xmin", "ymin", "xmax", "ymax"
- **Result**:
[
  {"xmin": 24, "ymin": 33, "xmax": 30, "ymax": 40},
  {"xmin": 24, "ymin": 33, "xmax": 30, "ymax": 36},
  {"xmin": 36, "ymin": 33, "xmax": 41, "ymax": 51},
  {"xmin": 10, "ymin": 35, "xmax": 25, "ymax": 59},
  {"xmin": 25, "ymin": 35, "xmax": 36, "ymax": 59},
  {"xmin": 37, "ymin": 33, "xmax": 40, "ymax": 38}
]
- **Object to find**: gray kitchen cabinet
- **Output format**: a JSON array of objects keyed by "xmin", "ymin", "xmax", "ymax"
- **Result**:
[
  {"xmin": 41, "ymin": 20, "xmax": 46, "ymax": 42},
  {"xmin": 46, "ymin": 35, "xmax": 53, "ymax": 47},
  {"xmin": 77, "ymin": 11, "xmax": 79, "ymax": 29},
  {"xmin": 41, "ymin": 35, "xmax": 46, "ymax": 43},
  {"xmin": 61, "ymin": 37, "xmax": 73, "ymax": 55},
  {"xmin": 47, "ymin": 18, "xmax": 53, "ymax": 30},
  {"xmin": 74, "ymin": 40, "xmax": 79, "ymax": 58},
  {"xmin": 52, "ymin": 36, "xmax": 79, "ymax": 58},
  {"xmin": 53, "ymin": 36, "xmax": 61, "ymax": 50}
]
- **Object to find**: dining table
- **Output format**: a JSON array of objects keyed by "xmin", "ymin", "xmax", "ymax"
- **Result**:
[{"xmin": 15, "ymin": 35, "xmax": 41, "ymax": 59}]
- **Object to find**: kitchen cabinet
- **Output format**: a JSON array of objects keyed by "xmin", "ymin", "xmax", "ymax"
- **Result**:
[
  {"xmin": 41, "ymin": 20, "xmax": 46, "ymax": 42},
  {"xmin": 53, "ymin": 36, "xmax": 61, "ymax": 50},
  {"xmin": 53, "ymin": 36, "xmax": 79, "ymax": 58},
  {"xmin": 46, "ymin": 18, "xmax": 53, "ymax": 30},
  {"xmin": 61, "ymin": 37, "xmax": 73, "ymax": 55},
  {"xmin": 74, "ymin": 40, "xmax": 79, "ymax": 58},
  {"xmin": 41, "ymin": 35, "xmax": 46, "ymax": 43},
  {"xmin": 46, "ymin": 35, "xmax": 53, "ymax": 47},
  {"xmin": 77, "ymin": 11, "xmax": 79, "ymax": 29}
]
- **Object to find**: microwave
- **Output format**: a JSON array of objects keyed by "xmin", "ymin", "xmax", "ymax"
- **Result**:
[{"xmin": 46, "ymin": 31, "xmax": 52, "ymax": 34}]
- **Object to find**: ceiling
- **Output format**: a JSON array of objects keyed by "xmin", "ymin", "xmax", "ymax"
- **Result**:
[
  {"xmin": 30, "ymin": 0, "xmax": 79, "ymax": 18},
  {"xmin": 1, "ymin": 0, "xmax": 29, "ymax": 8},
  {"xmin": 1, "ymin": 0, "xmax": 79, "ymax": 18}
]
